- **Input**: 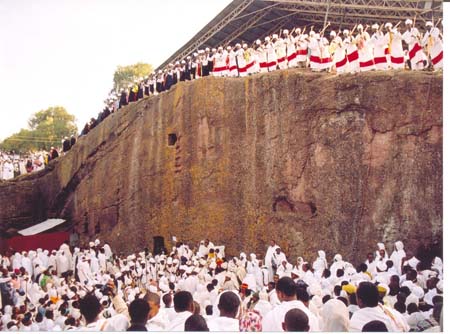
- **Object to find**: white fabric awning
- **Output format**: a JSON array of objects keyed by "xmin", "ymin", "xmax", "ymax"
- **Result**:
[{"xmin": 18, "ymin": 219, "xmax": 66, "ymax": 236}]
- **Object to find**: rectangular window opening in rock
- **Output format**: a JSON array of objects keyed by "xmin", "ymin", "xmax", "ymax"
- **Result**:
[{"xmin": 168, "ymin": 133, "xmax": 178, "ymax": 146}]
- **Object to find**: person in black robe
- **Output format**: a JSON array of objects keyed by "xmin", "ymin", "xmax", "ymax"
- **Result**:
[
  {"xmin": 173, "ymin": 63, "xmax": 181, "ymax": 86},
  {"xmin": 137, "ymin": 81, "xmax": 144, "ymax": 100},
  {"xmin": 50, "ymin": 147, "xmax": 59, "ymax": 160},
  {"xmin": 190, "ymin": 54, "xmax": 198, "ymax": 79},
  {"xmin": 80, "ymin": 123, "xmax": 90, "ymax": 136},
  {"xmin": 180, "ymin": 60, "xmax": 186, "ymax": 81},
  {"xmin": 119, "ymin": 89, "xmax": 128, "ymax": 109},
  {"xmin": 103, "ymin": 105, "xmax": 111, "ymax": 119},
  {"xmin": 149, "ymin": 75, "xmax": 155, "ymax": 94},
  {"xmin": 96, "ymin": 111, "xmax": 104, "ymax": 124},
  {"xmin": 202, "ymin": 49, "xmax": 210, "ymax": 77},
  {"xmin": 70, "ymin": 135, "xmax": 76, "ymax": 147},
  {"xmin": 89, "ymin": 117, "xmax": 97, "ymax": 130},
  {"xmin": 185, "ymin": 56, "xmax": 192, "ymax": 80},
  {"xmin": 165, "ymin": 68, "xmax": 174, "ymax": 91},
  {"xmin": 156, "ymin": 70, "xmax": 164, "ymax": 93},
  {"xmin": 208, "ymin": 48, "xmax": 216, "ymax": 73},
  {"xmin": 128, "ymin": 85, "xmax": 136, "ymax": 102},
  {"xmin": 62, "ymin": 137, "xmax": 71, "ymax": 153},
  {"xmin": 144, "ymin": 78, "xmax": 150, "ymax": 96}
]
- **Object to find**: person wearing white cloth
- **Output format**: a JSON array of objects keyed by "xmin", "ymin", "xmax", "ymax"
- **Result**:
[
  {"xmin": 264, "ymin": 239, "xmax": 279, "ymax": 282},
  {"xmin": 144, "ymin": 291, "xmax": 169, "ymax": 331},
  {"xmin": 390, "ymin": 240, "xmax": 406, "ymax": 274},
  {"xmin": 2, "ymin": 160, "xmax": 14, "ymax": 180},
  {"xmin": 322, "ymin": 298, "xmax": 350, "ymax": 331},
  {"xmin": 262, "ymin": 277, "xmax": 319, "ymax": 331},
  {"xmin": 56, "ymin": 251, "xmax": 69, "ymax": 276},
  {"xmin": 349, "ymin": 281, "xmax": 408, "ymax": 331},
  {"xmin": 402, "ymin": 19, "xmax": 426, "ymax": 70},
  {"xmin": 313, "ymin": 250, "xmax": 328, "ymax": 278},
  {"xmin": 167, "ymin": 291, "xmax": 194, "ymax": 331},
  {"xmin": 21, "ymin": 252, "xmax": 33, "ymax": 276},
  {"xmin": 330, "ymin": 253, "xmax": 346, "ymax": 278},
  {"xmin": 422, "ymin": 21, "xmax": 443, "ymax": 70},
  {"xmin": 207, "ymin": 291, "xmax": 240, "ymax": 331}
]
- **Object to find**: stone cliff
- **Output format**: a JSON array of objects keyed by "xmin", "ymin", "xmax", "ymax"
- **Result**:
[{"xmin": 0, "ymin": 70, "xmax": 442, "ymax": 263}]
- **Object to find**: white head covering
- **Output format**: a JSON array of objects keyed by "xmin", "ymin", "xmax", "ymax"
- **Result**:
[
  {"xmin": 405, "ymin": 19, "xmax": 413, "ymax": 25},
  {"xmin": 372, "ymin": 23, "xmax": 379, "ymax": 29},
  {"xmin": 322, "ymin": 299, "xmax": 350, "ymax": 331},
  {"xmin": 385, "ymin": 22, "xmax": 393, "ymax": 28},
  {"xmin": 318, "ymin": 250, "xmax": 326, "ymax": 259},
  {"xmin": 395, "ymin": 241, "xmax": 404, "ymax": 251}
]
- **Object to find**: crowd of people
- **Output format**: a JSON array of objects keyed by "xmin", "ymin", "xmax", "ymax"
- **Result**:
[
  {"xmin": 79, "ymin": 18, "xmax": 443, "ymax": 139},
  {"xmin": 0, "ymin": 137, "xmax": 77, "ymax": 181},
  {"xmin": 0, "ymin": 238, "xmax": 443, "ymax": 331}
]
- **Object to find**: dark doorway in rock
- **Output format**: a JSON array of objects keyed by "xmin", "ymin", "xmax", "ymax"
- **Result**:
[
  {"xmin": 153, "ymin": 236, "xmax": 167, "ymax": 255},
  {"xmin": 95, "ymin": 223, "xmax": 100, "ymax": 234},
  {"xmin": 168, "ymin": 133, "xmax": 177, "ymax": 146}
]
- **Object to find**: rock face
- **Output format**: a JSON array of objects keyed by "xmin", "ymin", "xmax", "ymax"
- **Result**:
[{"xmin": 0, "ymin": 70, "xmax": 442, "ymax": 263}]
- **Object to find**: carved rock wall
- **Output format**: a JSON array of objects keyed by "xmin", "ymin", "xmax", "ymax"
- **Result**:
[{"xmin": 0, "ymin": 70, "xmax": 442, "ymax": 262}]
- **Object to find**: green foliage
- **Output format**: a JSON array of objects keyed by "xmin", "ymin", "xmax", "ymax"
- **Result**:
[
  {"xmin": 113, "ymin": 62, "xmax": 153, "ymax": 91},
  {"xmin": 0, "ymin": 106, "xmax": 78, "ymax": 153}
]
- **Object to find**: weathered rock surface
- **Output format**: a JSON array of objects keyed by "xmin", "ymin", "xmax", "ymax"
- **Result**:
[{"xmin": 0, "ymin": 70, "xmax": 442, "ymax": 263}]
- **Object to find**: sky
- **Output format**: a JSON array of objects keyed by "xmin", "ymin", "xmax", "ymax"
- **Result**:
[{"xmin": 0, "ymin": 0, "xmax": 233, "ymax": 140}]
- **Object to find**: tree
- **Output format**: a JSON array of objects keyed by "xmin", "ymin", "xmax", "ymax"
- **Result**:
[
  {"xmin": 0, "ymin": 106, "xmax": 78, "ymax": 153},
  {"xmin": 113, "ymin": 62, "xmax": 153, "ymax": 91}
]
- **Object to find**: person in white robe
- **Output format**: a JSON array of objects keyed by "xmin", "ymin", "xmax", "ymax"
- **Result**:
[
  {"xmin": 262, "ymin": 277, "xmax": 319, "ymax": 331},
  {"xmin": 355, "ymin": 24, "xmax": 375, "ymax": 71},
  {"xmin": 312, "ymin": 250, "xmax": 328, "ymax": 278},
  {"xmin": 2, "ymin": 160, "xmax": 14, "ymax": 180},
  {"xmin": 207, "ymin": 291, "xmax": 241, "ymax": 331},
  {"xmin": 349, "ymin": 281, "xmax": 408, "ymax": 331},
  {"xmin": 264, "ymin": 240, "xmax": 279, "ymax": 282},
  {"xmin": 402, "ymin": 19, "xmax": 426, "ymax": 70},
  {"xmin": 56, "ymin": 251, "xmax": 69, "ymax": 276},
  {"xmin": 390, "ymin": 240, "xmax": 406, "ymax": 274},
  {"xmin": 330, "ymin": 254, "xmax": 346, "ymax": 278},
  {"xmin": 343, "ymin": 30, "xmax": 360, "ymax": 73},
  {"xmin": 322, "ymin": 298, "xmax": 350, "ymax": 331},
  {"xmin": 21, "ymin": 252, "xmax": 33, "ymax": 276},
  {"xmin": 422, "ymin": 21, "xmax": 443, "ymax": 70},
  {"xmin": 370, "ymin": 24, "xmax": 390, "ymax": 70},
  {"xmin": 167, "ymin": 291, "xmax": 194, "ymax": 331}
]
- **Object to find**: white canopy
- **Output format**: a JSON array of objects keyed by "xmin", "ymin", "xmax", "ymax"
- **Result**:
[{"xmin": 18, "ymin": 218, "xmax": 66, "ymax": 236}]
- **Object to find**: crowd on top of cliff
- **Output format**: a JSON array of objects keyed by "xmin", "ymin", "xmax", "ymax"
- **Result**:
[
  {"xmin": 78, "ymin": 19, "xmax": 443, "ymax": 143},
  {"xmin": 0, "ymin": 237, "xmax": 443, "ymax": 331},
  {"xmin": 0, "ymin": 150, "xmax": 54, "ymax": 181},
  {"xmin": 0, "ymin": 137, "xmax": 77, "ymax": 181}
]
